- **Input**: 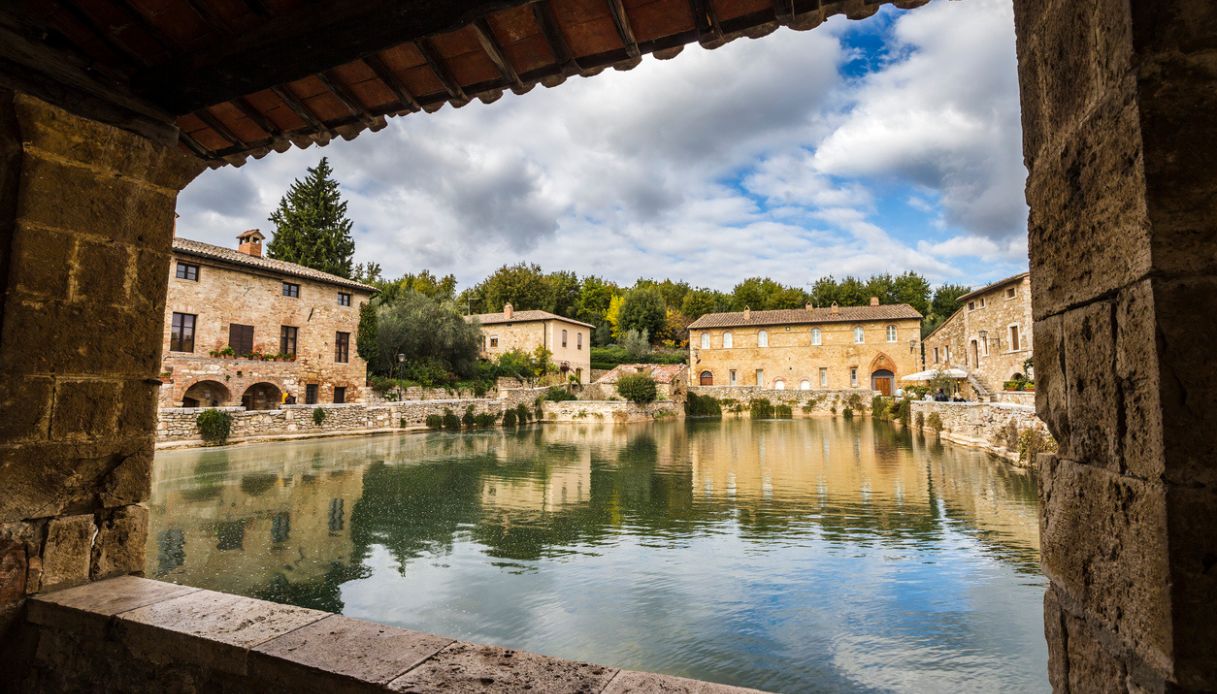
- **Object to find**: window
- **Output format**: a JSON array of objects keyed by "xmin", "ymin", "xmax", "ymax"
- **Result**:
[
  {"xmin": 576, "ymin": 368, "xmax": 583, "ymax": 382},
  {"xmin": 279, "ymin": 326, "xmax": 298, "ymax": 357},
  {"xmin": 757, "ymin": 330, "xmax": 768, "ymax": 348},
  {"xmin": 305, "ymin": 384, "xmax": 319, "ymax": 405},
  {"xmin": 968, "ymin": 301, "xmax": 976, "ymax": 311},
  {"xmin": 1006, "ymin": 287, "xmax": 1017, "ymax": 299},
  {"xmin": 729, "ymin": 369, "xmax": 737, "ymax": 386},
  {"xmin": 854, "ymin": 326, "xmax": 865, "ymax": 344},
  {"xmin": 334, "ymin": 331, "xmax": 350, "ymax": 363},
  {"xmin": 1009, "ymin": 324, "xmax": 1021, "ymax": 351},
  {"xmin": 800, "ymin": 380, "xmax": 811, "ymax": 390},
  {"xmin": 811, "ymin": 328, "xmax": 822, "ymax": 346},
  {"xmin": 723, "ymin": 332, "xmax": 733, "ymax": 348},
  {"xmin": 577, "ymin": 333, "xmax": 583, "ymax": 350},
  {"xmin": 282, "ymin": 282, "xmax": 299, "ymax": 298},
  {"xmin": 561, "ymin": 329, "xmax": 568, "ymax": 348},
  {"xmin": 228, "ymin": 323, "xmax": 254, "ymax": 355},
  {"xmin": 819, "ymin": 368, "xmax": 828, "ymax": 387},
  {"xmin": 945, "ymin": 346, "xmax": 952, "ymax": 362},
  {"xmin": 490, "ymin": 336, "xmax": 499, "ymax": 348},
  {"xmin": 338, "ymin": 291, "xmax": 351, "ymax": 306},
  {"xmin": 700, "ymin": 333, "xmax": 710, "ymax": 349},
  {"xmin": 850, "ymin": 367, "xmax": 858, "ymax": 386},
  {"xmin": 773, "ymin": 379, "xmax": 785, "ymax": 391},
  {"xmin": 979, "ymin": 297, "xmax": 986, "ymax": 307},
  {"xmin": 886, "ymin": 325, "xmax": 897, "ymax": 343},
  {"xmin": 175, "ymin": 262, "xmax": 199, "ymax": 281},
  {"xmin": 756, "ymin": 369, "xmax": 764, "ymax": 387},
  {"xmin": 333, "ymin": 387, "xmax": 346, "ymax": 404},
  {"xmin": 933, "ymin": 347, "xmax": 940, "ymax": 364},
  {"xmin": 170, "ymin": 313, "xmax": 196, "ymax": 352}
]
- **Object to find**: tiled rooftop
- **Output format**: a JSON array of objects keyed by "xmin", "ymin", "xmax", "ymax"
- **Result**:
[
  {"xmin": 468, "ymin": 309, "xmax": 595, "ymax": 329},
  {"xmin": 687, "ymin": 304, "xmax": 923, "ymax": 330},
  {"xmin": 173, "ymin": 237, "xmax": 377, "ymax": 293}
]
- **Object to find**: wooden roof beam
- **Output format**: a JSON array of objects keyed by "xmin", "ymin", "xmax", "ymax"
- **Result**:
[
  {"xmin": 316, "ymin": 70, "xmax": 376, "ymax": 126},
  {"xmin": 270, "ymin": 85, "xmax": 328, "ymax": 133},
  {"xmin": 183, "ymin": 0, "xmax": 233, "ymax": 35},
  {"xmin": 532, "ymin": 1, "xmax": 578, "ymax": 72},
  {"xmin": 55, "ymin": 1, "xmax": 149, "ymax": 66},
  {"xmin": 415, "ymin": 38, "xmax": 467, "ymax": 103},
  {"xmin": 362, "ymin": 55, "xmax": 421, "ymax": 112},
  {"xmin": 231, "ymin": 95, "xmax": 283, "ymax": 137},
  {"xmin": 110, "ymin": 0, "xmax": 177, "ymax": 54},
  {"xmin": 472, "ymin": 18, "xmax": 524, "ymax": 91},
  {"xmin": 772, "ymin": 0, "xmax": 795, "ymax": 25},
  {"xmin": 688, "ymin": 0, "xmax": 724, "ymax": 42},
  {"xmin": 605, "ymin": 0, "xmax": 641, "ymax": 59},
  {"xmin": 193, "ymin": 107, "xmax": 247, "ymax": 149}
]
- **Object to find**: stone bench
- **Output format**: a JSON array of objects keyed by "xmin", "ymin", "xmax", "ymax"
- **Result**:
[{"xmin": 24, "ymin": 576, "xmax": 763, "ymax": 693}]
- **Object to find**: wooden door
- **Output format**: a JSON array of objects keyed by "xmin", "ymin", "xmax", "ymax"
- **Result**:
[
  {"xmin": 699, "ymin": 371, "xmax": 713, "ymax": 386},
  {"xmin": 874, "ymin": 377, "xmax": 892, "ymax": 396}
]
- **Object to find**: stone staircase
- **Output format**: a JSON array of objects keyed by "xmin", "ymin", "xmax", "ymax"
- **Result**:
[{"xmin": 966, "ymin": 373, "xmax": 995, "ymax": 402}]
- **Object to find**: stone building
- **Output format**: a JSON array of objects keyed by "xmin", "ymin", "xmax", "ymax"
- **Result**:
[
  {"xmin": 687, "ymin": 300, "xmax": 923, "ymax": 395},
  {"xmin": 922, "ymin": 273, "xmax": 1033, "ymax": 398},
  {"xmin": 590, "ymin": 364, "xmax": 688, "ymax": 402},
  {"xmin": 467, "ymin": 304, "xmax": 593, "ymax": 384},
  {"xmin": 159, "ymin": 230, "xmax": 376, "ymax": 409}
]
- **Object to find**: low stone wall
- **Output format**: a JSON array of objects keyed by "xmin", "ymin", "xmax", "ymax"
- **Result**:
[
  {"xmin": 911, "ymin": 400, "xmax": 1054, "ymax": 466},
  {"xmin": 992, "ymin": 390, "xmax": 1036, "ymax": 406},
  {"xmin": 21, "ymin": 576, "xmax": 758, "ymax": 693},
  {"xmin": 541, "ymin": 399, "xmax": 683, "ymax": 423},
  {"xmin": 689, "ymin": 387, "xmax": 878, "ymax": 416}
]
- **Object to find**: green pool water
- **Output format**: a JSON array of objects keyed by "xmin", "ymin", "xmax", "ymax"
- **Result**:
[{"xmin": 148, "ymin": 418, "xmax": 1047, "ymax": 693}]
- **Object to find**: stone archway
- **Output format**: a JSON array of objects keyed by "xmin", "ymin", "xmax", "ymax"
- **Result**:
[
  {"xmin": 240, "ymin": 382, "xmax": 282, "ymax": 411},
  {"xmin": 181, "ymin": 380, "xmax": 230, "ymax": 408}
]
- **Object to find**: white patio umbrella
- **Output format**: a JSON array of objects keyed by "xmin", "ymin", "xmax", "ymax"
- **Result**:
[{"xmin": 901, "ymin": 368, "xmax": 968, "ymax": 382}]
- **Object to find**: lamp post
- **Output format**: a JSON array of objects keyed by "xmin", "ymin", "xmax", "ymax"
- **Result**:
[{"xmin": 396, "ymin": 353, "xmax": 405, "ymax": 401}]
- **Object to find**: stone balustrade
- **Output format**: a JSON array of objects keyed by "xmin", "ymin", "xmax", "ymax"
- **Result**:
[
  {"xmin": 541, "ymin": 399, "xmax": 683, "ymax": 423},
  {"xmin": 689, "ymin": 387, "xmax": 878, "ymax": 416}
]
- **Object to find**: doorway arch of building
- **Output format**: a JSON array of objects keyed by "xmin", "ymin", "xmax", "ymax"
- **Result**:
[
  {"xmin": 241, "ymin": 382, "xmax": 282, "ymax": 411},
  {"xmin": 699, "ymin": 370, "xmax": 714, "ymax": 386},
  {"xmin": 181, "ymin": 380, "xmax": 230, "ymax": 408}
]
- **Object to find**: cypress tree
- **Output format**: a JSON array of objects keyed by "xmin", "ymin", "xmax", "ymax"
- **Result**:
[{"xmin": 267, "ymin": 157, "xmax": 356, "ymax": 278}]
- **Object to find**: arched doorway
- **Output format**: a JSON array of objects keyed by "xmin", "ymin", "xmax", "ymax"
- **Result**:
[
  {"xmin": 773, "ymin": 379, "xmax": 785, "ymax": 390},
  {"xmin": 800, "ymin": 380, "xmax": 811, "ymax": 390},
  {"xmin": 241, "ymin": 382, "xmax": 282, "ymax": 410},
  {"xmin": 699, "ymin": 371, "xmax": 713, "ymax": 386},
  {"xmin": 871, "ymin": 370, "xmax": 895, "ymax": 396},
  {"xmin": 181, "ymin": 380, "xmax": 230, "ymax": 408}
]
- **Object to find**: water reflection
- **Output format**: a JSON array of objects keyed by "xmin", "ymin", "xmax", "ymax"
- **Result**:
[{"xmin": 149, "ymin": 419, "xmax": 1046, "ymax": 693}]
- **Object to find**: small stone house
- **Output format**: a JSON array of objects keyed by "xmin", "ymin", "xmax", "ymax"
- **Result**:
[
  {"xmin": 160, "ymin": 230, "xmax": 376, "ymax": 409},
  {"xmin": 467, "ymin": 303, "xmax": 593, "ymax": 384},
  {"xmin": 922, "ymin": 272, "xmax": 1033, "ymax": 399},
  {"xmin": 591, "ymin": 364, "xmax": 688, "ymax": 402}
]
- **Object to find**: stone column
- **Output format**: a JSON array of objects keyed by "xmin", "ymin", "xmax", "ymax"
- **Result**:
[
  {"xmin": 1015, "ymin": 0, "xmax": 1217, "ymax": 690},
  {"xmin": 0, "ymin": 91, "xmax": 203, "ymax": 655}
]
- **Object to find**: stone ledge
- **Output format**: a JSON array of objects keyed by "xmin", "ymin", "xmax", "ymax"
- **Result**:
[{"xmin": 28, "ymin": 576, "xmax": 765, "ymax": 693}]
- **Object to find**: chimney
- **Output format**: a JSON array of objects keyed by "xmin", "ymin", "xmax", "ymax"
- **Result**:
[
  {"xmin": 869, "ymin": 296, "xmax": 880, "ymax": 306},
  {"xmin": 805, "ymin": 303, "xmax": 812, "ymax": 312},
  {"xmin": 830, "ymin": 302, "xmax": 840, "ymax": 315},
  {"xmin": 236, "ymin": 229, "xmax": 265, "ymax": 257},
  {"xmin": 504, "ymin": 302, "xmax": 514, "ymax": 319},
  {"xmin": 743, "ymin": 307, "xmax": 751, "ymax": 321}
]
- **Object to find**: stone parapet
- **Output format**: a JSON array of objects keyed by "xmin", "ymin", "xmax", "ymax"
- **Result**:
[
  {"xmin": 541, "ymin": 400, "xmax": 682, "ymax": 423},
  {"xmin": 689, "ymin": 387, "xmax": 877, "ymax": 416},
  {"xmin": 911, "ymin": 401, "xmax": 1053, "ymax": 467}
]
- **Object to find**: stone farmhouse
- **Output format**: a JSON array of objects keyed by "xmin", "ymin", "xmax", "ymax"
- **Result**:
[
  {"xmin": 466, "ymin": 304, "xmax": 593, "ymax": 384},
  {"xmin": 922, "ymin": 273, "xmax": 1033, "ymax": 400},
  {"xmin": 160, "ymin": 230, "xmax": 375, "ymax": 409},
  {"xmin": 687, "ymin": 300, "xmax": 922, "ymax": 395}
]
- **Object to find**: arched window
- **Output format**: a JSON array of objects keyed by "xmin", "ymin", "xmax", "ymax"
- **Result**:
[
  {"xmin": 886, "ymin": 325, "xmax": 897, "ymax": 342},
  {"xmin": 773, "ymin": 379, "xmax": 785, "ymax": 390},
  {"xmin": 699, "ymin": 370, "xmax": 714, "ymax": 386},
  {"xmin": 800, "ymin": 379, "xmax": 811, "ymax": 390},
  {"xmin": 854, "ymin": 326, "xmax": 865, "ymax": 344},
  {"xmin": 758, "ymin": 330, "xmax": 768, "ymax": 347},
  {"xmin": 723, "ymin": 332, "xmax": 733, "ymax": 348},
  {"xmin": 577, "ymin": 332, "xmax": 583, "ymax": 349},
  {"xmin": 561, "ymin": 329, "xmax": 568, "ymax": 347},
  {"xmin": 700, "ymin": 332, "xmax": 710, "ymax": 349},
  {"xmin": 811, "ymin": 328, "xmax": 822, "ymax": 346}
]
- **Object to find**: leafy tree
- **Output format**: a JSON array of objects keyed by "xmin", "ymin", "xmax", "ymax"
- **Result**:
[
  {"xmin": 371, "ymin": 292, "xmax": 481, "ymax": 383},
  {"xmin": 547, "ymin": 270, "xmax": 581, "ymax": 318},
  {"xmin": 267, "ymin": 157, "xmax": 356, "ymax": 278},
  {"xmin": 377, "ymin": 270, "xmax": 458, "ymax": 305},
  {"xmin": 620, "ymin": 329, "xmax": 651, "ymax": 360},
  {"xmin": 619, "ymin": 287, "xmax": 666, "ymax": 340},
  {"xmin": 356, "ymin": 301, "xmax": 378, "ymax": 363},
  {"xmin": 352, "ymin": 262, "xmax": 383, "ymax": 285},
  {"xmin": 575, "ymin": 276, "xmax": 618, "ymax": 325},
  {"xmin": 656, "ymin": 308, "xmax": 691, "ymax": 347},
  {"xmin": 605, "ymin": 294, "xmax": 626, "ymax": 338},
  {"xmin": 474, "ymin": 263, "xmax": 554, "ymax": 313},
  {"xmin": 892, "ymin": 272, "xmax": 932, "ymax": 316},
  {"xmin": 924, "ymin": 283, "xmax": 972, "ymax": 336},
  {"xmin": 731, "ymin": 277, "xmax": 806, "ymax": 311},
  {"xmin": 680, "ymin": 288, "xmax": 731, "ymax": 319},
  {"xmin": 633, "ymin": 278, "xmax": 690, "ymax": 310},
  {"xmin": 836, "ymin": 276, "xmax": 871, "ymax": 306}
]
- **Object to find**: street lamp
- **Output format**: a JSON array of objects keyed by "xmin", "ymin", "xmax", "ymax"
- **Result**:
[{"xmin": 396, "ymin": 353, "xmax": 405, "ymax": 401}]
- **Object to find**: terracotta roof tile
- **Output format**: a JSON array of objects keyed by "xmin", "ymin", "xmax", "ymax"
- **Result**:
[
  {"xmin": 172, "ymin": 237, "xmax": 377, "ymax": 292},
  {"xmin": 958, "ymin": 272, "xmax": 1029, "ymax": 302},
  {"xmin": 466, "ymin": 310, "xmax": 595, "ymax": 328},
  {"xmin": 595, "ymin": 364, "xmax": 687, "ymax": 384},
  {"xmin": 687, "ymin": 304, "xmax": 923, "ymax": 330}
]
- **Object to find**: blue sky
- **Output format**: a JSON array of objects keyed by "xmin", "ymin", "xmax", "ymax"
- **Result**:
[{"xmin": 176, "ymin": 0, "xmax": 1028, "ymax": 292}]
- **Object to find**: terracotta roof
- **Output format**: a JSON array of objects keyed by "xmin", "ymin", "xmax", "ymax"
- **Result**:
[
  {"xmin": 595, "ymin": 363, "xmax": 687, "ymax": 385},
  {"xmin": 958, "ymin": 272, "xmax": 1030, "ymax": 302},
  {"xmin": 687, "ymin": 304, "xmax": 922, "ymax": 330},
  {"xmin": 172, "ymin": 237, "xmax": 376, "ymax": 292},
  {"xmin": 467, "ymin": 310, "xmax": 594, "ymax": 329}
]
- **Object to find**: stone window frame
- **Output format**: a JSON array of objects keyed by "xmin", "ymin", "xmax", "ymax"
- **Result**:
[
  {"xmin": 811, "ymin": 327, "xmax": 821, "ymax": 346},
  {"xmin": 334, "ymin": 331, "xmax": 350, "ymax": 363},
  {"xmin": 853, "ymin": 326, "xmax": 865, "ymax": 344},
  {"xmin": 800, "ymin": 379, "xmax": 811, "ymax": 390},
  {"xmin": 228, "ymin": 323, "xmax": 254, "ymax": 355},
  {"xmin": 279, "ymin": 325, "xmax": 298, "ymax": 357},
  {"xmin": 1005, "ymin": 286, "xmax": 1017, "ymax": 300},
  {"xmin": 773, "ymin": 379, "xmax": 785, "ymax": 390},
  {"xmin": 577, "ymin": 332, "xmax": 583, "ymax": 350},
  {"xmin": 886, "ymin": 325, "xmax": 897, "ymax": 343},
  {"xmin": 699, "ymin": 332, "xmax": 710, "ymax": 349},
  {"xmin": 337, "ymin": 291, "xmax": 351, "ymax": 306},
  {"xmin": 175, "ymin": 261, "xmax": 199, "ymax": 281},
  {"xmin": 723, "ymin": 331, "xmax": 733, "ymax": 348},
  {"xmin": 729, "ymin": 369, "xmax": 737, "ymax": 386},
  {"xmin": 1008, "ymin": 323, "xmax": 1022, "ymax": 352},
  {"xmin": 490, "ymin": 335, "xmax": 499, "ymax": 348},
  {"xmin": 850, "ymin": 367, "xmax": 858, "ymax": 387},
  {"xmin": 755, "ymin": 368, "xmax": 764, "ymax": 387},
  {"xmin": 819, "ymin": 367, "xmax": 828, "ymax": 387},
  {"xmin": 282, "ymin": 282, "xmax": 300, "ymax": 298},
  {"xmin": 170, "ymin": 312, "xmax": 196, "ymax": 353},
  {"xmin": 561, "ymin": 329, "xmax": 568, "ymax": 348},
  {"xmin": 933, "ymin": 347, "xmax": 940, "ymax": 364},
  {"xmin": 757, "ymin": 330, "xmax": 768, "ymax": 348},
  {"xmin": 333, "ymin": 386, "xmax": 346, "ymax": 404}
]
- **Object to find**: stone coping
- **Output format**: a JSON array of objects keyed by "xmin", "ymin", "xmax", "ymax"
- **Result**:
[
  {"xmin": 911, "ymin": 400, "xmax": 1035, "ymax": 412},
  {"xmin": 29, "ymin": 577, "xmax": 765, "ymax": 693}
]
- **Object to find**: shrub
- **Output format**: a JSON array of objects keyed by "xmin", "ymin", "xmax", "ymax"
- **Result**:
[
  {"xmin": 774, "ymin": 404, "xmax": 793, "ymax": 419},
  {"xmin": 516, "ymin": 403, "xmax": 531, "ymax": 424},
  {"xmin": 462, "ymin": 405, "xmax": 476, "ymax": 428},
  {"xmin": 872, "ymin": 395, "xmax": 888, "ymax": 419},
  {"xmin": 474, "ymin": 412, "xmax": 498, "ymax": 428},
  {"xmin": 846, "ymin": 393, "xmax": 864, "ymax": 412},
  {"xmin": 685, "ymin": 393, "xmax": 722, "ymax": 417},
  {"xmin": 749, "ymin": 398, "xmax": 774, "ymax": 419},
  {"xmin": 425, "ymin": 414, "xmax": 443, "ymax": 429},
  {"xmin": 312, "ymin": 407, "xmax": 326, "ymax": 426},
  {"xmin": 196, "ymin": 409, "xmax": 232, "ymax": 446},
  {"xmin": 544, "ymin": 385, "xmax": 577, "ymax": 402},
  {"xmin": 998, "ymin": 420, "xmax": 1021, "ymax": 451},
  {"xmin": 842, "ymin": 406, "xmax": 854, "ymax": 419},
  {"xmin": 915, "ymin": 411, "xmax": 925, "ymax": 429},
  {"xmin": 442, "ymin": 408, "xmax": 461, "ymax": 431},
  {"xmin": 894, "ymin": 397, "xmax": 912, "ymax": 424},
  {"xmin": 617, "ymin": 374, "xmax": 658, "ymax": 404},
  {"xmin": 502, "ymin": 409, "xmax": 517, "ymax": 427},
  {"xmin": 1017, "ymin": 428, "xmax": 1058, "ymax": 464},
  {"xmin": 927, "ymin": 412, "xmax": 943, "ymax": 433}
]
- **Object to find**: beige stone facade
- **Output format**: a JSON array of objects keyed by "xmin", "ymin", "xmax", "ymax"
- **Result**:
[
  {"xmin": 922, "ymin": 273, "xmax": 1033, "ymax": 394},
  {"xmin": 159, "ymin": 233, "xmax": 375, "ymax": 409},
  {"xmin": 467, "ymin": 304, "xmax": 593, "ymax": 384},
  {"xmin": 687, "ymin": 302, "xmax": 923, "ymax": 395}
]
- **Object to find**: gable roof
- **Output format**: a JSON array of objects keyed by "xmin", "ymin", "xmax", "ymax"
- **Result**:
[
  {"xmin": 687, "ymin": 304, "xmax": 922, "ymax": 330},
  {"xmin": 957, "ymin": 272, "xmax": 1029, "ymax": 302},
  {"xmin": 595, "ymin": 364, "xmax": 687, "ymax": 385},
  {"xmin": 467, "ymin": 310, "xmax": 595, "ymax": 329},
  {"xmin": 172, "ymin": 237, "xmax": 376, "ymax": 292}
]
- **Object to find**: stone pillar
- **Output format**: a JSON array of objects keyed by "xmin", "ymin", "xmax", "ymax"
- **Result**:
[
  {"xmin": 0, "ymin": 91, "xmax": 202, "ymax": 654},
  {"xmin": 1015, "ymin": 0, "xmax": 1217, "ymax": 690}
]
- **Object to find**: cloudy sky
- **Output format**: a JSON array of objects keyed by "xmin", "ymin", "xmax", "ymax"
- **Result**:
[{"xmin": 177, "ymin": 0, "xmax": 1027, "ymax": 292}]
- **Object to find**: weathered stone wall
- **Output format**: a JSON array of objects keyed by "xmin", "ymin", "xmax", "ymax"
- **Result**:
[
  {"xmin": 473, "ymin": 316, "xmax": 592, "ymax": 383},
  {"xmin": 923, "ymin": 275, "xmax": 1034, "ymax": 390},
  {"xmin": 911, "ymin": 401, "xmax": 1052, "ymax": 466},
  {"xmin": 689, "ymin": 387, "xmax": 877, "ymax": 416},
  {"xmin": 992, "ymin": 390, "xmax": 1036, "ymax": 407},
  {"xmin": 0, "ymin": 93, "xmax": 204, "ymax": 663},
  {"xmin": 540, "ymin": 399, "xmax": 682, "ymax": 423},
  {"xmin": 1015, "ymin": 0, "xmax": 1217, "ymax": 689},
  {"xmin": 689, "ymin": 317, "xmax": 921, "ymax": 391}
]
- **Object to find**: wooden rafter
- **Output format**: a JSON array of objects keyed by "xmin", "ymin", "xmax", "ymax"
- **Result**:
[
  {"xmin": 772, "ymin": 0, "xmax": 794, "ymax": 24},
  {"xmin": 687, "ymin": 0, "xmax": 724, "ymax": 42},
  {"xmin": 55, "ymin": 0, "xmax": 148, "ymax": 66},
  {"xmin": 472, "ymin": 18, "xmax": 523, "ymax": 91},
  {"xmin": 182, "ymin": 0, "xmax": 233, "ymax": 34},
  {"xmin": 231, "ymin": 96, "xmax": 282, "ymax": 137},
  {"xmin": 269, "ymin": 85, "xmax": 326, "ymax": 131},
  {"xmin": 110, "ymin": 0, "xmax": 176, "ymax": 54},
  {"xmin": 362, "ymin": 55, "xmax": 420, "ymax": 112},
  {"xmin": 178, "ymin": 130, "xmax": 213, "ymax": 158},
  {"xmin": 532, "ymin": 0, "xmax": 576, "ymax": 70},
  {"xmin": 415, "ymin": 38, "xmax": 467, "ymax": 102},
  {"xmin": 605, "ymin": 0, "xmax": 640, "ymax": 59},
  {"xmin": 317, "ymin": 70, "xmax": 374, "ymax": 125},
  {"xmin": 193, "ymin": 107, "xmax": 246, "ymax": 148}
]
